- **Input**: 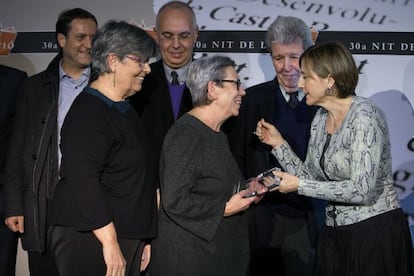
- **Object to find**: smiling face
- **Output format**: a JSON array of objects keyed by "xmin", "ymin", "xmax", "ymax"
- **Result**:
[
  {"xmin": 270, "ymin": 38, "xmax": 304, "ymax": 93},
  {"xmin": 58, "ymin": 18, "xmax": 97, "ymax": 75},
  {"xmin": 117, "ymin": 55, "xmax": 151, "ymax": 98},
  {"xmin": 156, "ymin": 7, "xmax": 198, "ymax": 69},
  {"xmin": 298, "ymin": 62, "xmax": 331, "ymax": 106},
  {"xmin": 215, "ymin": 67, "xmax": 246, "ymax": 118}
]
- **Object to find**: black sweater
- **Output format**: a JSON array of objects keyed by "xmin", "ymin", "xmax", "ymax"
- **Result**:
[{"xmin": 48, "ymin": 87, "xmax": 158, "ymax": 240}]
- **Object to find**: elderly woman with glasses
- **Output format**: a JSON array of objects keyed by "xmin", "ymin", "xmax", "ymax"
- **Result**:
[
  {"xmin": 151, "ymin": 55, "xmax": 266, "ymax": 276},
  {"xmin": 48, "ymin": 20, "xmax": 159, "ymax": 276}
]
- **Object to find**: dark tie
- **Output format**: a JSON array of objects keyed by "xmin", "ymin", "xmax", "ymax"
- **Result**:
[
  {"xmin": 288, "ymin": 92, "xmax": 299, "ymax": 108},
  {"xmin": 171, "ymin": 71, "xmax": 179, "ymax": 86}
]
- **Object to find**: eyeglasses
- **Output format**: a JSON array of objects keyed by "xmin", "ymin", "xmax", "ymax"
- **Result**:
[
  {"xmin": 214, "ymin": 79, "xmax": 242, "ymax": 90},
  {"xmin": 159, "ymin": 31, "xmax": 194, "ymax": 43},
  {"xmin": 125, "ymin": 55, "xmax": 147, "ymax": 68}
]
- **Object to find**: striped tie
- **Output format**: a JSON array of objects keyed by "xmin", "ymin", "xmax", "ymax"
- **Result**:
[{"xmin": 171, "ymin": 71, "xmax": 179, "ymax": 86}]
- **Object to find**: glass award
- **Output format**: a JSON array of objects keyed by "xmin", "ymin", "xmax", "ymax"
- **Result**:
[
  {"xmin": 241, "ymin": 177, "xmax": 265, "ymax": 198},
  {"xmin": 239, "ymin": 166, "xmax": 281, "ymax": 197},
  {"xmin": 256, "ymin": 166, "xmax": 281, "ymax": 191}
]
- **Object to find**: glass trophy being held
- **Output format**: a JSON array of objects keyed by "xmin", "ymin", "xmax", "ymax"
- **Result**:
[{"xmin": 239, "ymin": 166, "xmax": 282, "ymax": 198}]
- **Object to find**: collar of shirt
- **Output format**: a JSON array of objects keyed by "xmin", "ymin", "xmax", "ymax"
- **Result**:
[
  {"xmin": 163, "ymin": 63, "xmax": 190, "ymax": 85},
  {"xmin": 85, "ymin": 86, "xmax": 131, "ymax": 114},
  {"xmin": 279, "ymin": 86, "xmax": 304, "ymax": 102},
  {"xmin": 59, "ymin": 62, "xmax": 91, "ymax": 92}
]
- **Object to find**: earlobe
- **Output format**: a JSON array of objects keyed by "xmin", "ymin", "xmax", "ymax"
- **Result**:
[
  {"xmin": 207, "ymin": 81, "xmax": 218, "ymax": 101},
  {"xmin": 57, "ymin": 33, "xmax": 66, "ymax": 48},
  {"xmin": 327, "ymin": 74, "xmax": 335, "ymax": 88},
  {"xmin": 193, "ymin": 28, "xmax": 199, "ymax": 41},
  {"xmin": 107, "ymin": 53, "xmax": 118, "ymax": 72}
]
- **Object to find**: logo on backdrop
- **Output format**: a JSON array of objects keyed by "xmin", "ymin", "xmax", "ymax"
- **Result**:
[{"xmin": 0, "ymin": 22, "xmax": 17, "ymax": 56}]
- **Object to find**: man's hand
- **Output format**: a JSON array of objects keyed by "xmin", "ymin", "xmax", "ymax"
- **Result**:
[{"xmin": 5, "ymin": 216, "xmax": 24, "ymax": 233}]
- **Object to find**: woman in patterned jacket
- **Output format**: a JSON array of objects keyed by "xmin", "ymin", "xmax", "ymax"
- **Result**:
[{"xmin": 255, "ymin": 41, "xmax": 413, "ymax": 276}]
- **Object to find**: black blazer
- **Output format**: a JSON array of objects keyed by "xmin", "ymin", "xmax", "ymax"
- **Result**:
[
  {"xmin": 0, "ymin": 65, "xmax": 27, "ymax": 215},
  {"xmin": 129, "ymin": 60, "xmax": 193, "ymax": 173},
  {"xmin": 4, "ymin": 55, "xmax": 61, "ymax": 252}
]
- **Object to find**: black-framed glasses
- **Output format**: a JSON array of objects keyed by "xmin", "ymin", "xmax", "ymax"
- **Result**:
[
  {"xmin": 214, "ymin": 79, "xmax": 242, "ymax": 90},
  {"xmin": 125, "ymin": 55, "xmax": 147, "ymax": 68}
]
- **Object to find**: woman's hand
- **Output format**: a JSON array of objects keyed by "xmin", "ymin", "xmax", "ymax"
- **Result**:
[
  {"xmin": 273, "ymin": 171, "xmax": 299, "ymax": 193},
  {"xmin": 93, "ymin": 222, "xmax": 126, "ymax": 276},
  {"xmin": 245, "ymin": 177, "xmax": 269, "ymax": 203},
  {"xmin": 140, "ymin": 243, "xmax": 151, "ymax": 272},
  {"xmin": 224, "ymin": 191, "xmax": 258, "ymax": 217},
  {"xmin": 255, "ymin": 119, "xmax": 285, "ymax": 148}
]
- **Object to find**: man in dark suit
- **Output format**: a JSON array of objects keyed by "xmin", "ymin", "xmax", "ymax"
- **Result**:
[
  {"xmin": 0, "ymin": 64, "xmax": 28, "ymax": 276},
  {"xmin": 129, "ymin": 1, "xmax": 197, "ymax": 172},
  {"xmin": 3, "ymin": 8, "xmax": 97, "ymax": 276},
  {"xmin": 226, "ymin": 16, "xmax": 324, "ymax": 276}
]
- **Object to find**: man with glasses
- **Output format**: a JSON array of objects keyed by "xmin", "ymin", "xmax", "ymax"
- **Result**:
[{"xmin": 129, "ymin": 1, "xmax": 198, "ymax": 174}]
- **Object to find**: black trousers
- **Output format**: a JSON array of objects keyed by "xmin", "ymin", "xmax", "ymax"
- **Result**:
[
  {"xmin": 0, "ymin": 222, "xmax": 18, "ymax": 276},
  {"xmin": 28, "ymin": 250, "xmax": 59, "ymax": 276},
  {"xmin": 49, "ymin": 226, "xmax": 145, "ymax": 276},
  {"xmin": 250, "ymin": 211, "xmax": 315, "ymax": 276}
]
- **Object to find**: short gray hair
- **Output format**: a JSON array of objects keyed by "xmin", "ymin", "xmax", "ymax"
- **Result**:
[
  {"xmin": 265, "ymin": 16, "xmax": 312, "ymax": 51},
  {"xmin": 186, "ymin": 55, "xmax": 236, "ymax": 106},
  {"xmin": 90, "ymin": 20, "xmax": 157, "ymax": 81}
]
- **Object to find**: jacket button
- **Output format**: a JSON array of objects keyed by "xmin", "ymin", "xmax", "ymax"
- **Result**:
[{"xmin": 32, "ymin": 154, "xmax": 37, "ymax": 160}]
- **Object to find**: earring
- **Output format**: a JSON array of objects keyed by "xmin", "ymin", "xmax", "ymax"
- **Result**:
[
  {"xmin": 325, "ymin": 87, "xmax": 332, "ymax": 96},
  {"xmin": 113, "ymin": 71, "xmax": 116, "ymax": 87}
]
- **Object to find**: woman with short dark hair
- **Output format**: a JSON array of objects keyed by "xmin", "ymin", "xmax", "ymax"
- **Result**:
[{"xmin": 48, "ymin": 20, "xmax": 158, "ymax": 276}]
